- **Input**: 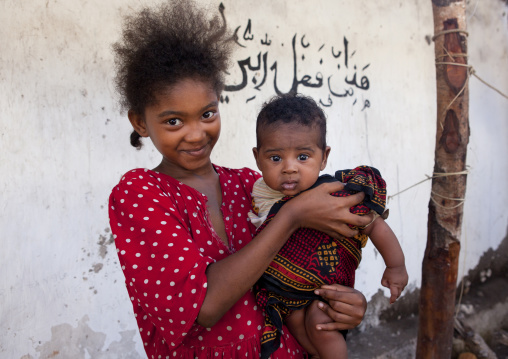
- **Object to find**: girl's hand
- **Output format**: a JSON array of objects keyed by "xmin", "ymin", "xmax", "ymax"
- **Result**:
[
  {"xmin": 314, "ymin": 284, "xmax": 367, "ymax": 331},
  {"xmin": 381, "ymin": 265, "xmax": 409, "ymax": 304},
  {"xmin": 284, "ymin": 181, "xmax": 374, "ymax": 238}
]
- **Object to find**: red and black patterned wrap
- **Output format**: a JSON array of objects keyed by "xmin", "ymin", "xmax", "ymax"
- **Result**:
[{"xmin": 255, "ymin": 166, "xmax": 386, "ymax": 359}]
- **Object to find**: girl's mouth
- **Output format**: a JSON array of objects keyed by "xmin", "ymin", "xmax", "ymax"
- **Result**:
[{"xmin": 183, "ymin": 144, "xmax": 208, "ymax": 157}]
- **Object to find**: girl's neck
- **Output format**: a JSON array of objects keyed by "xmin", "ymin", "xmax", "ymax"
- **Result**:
[{"xmin": 154, "ymin": 159, "xmax": 217, "ymax": 186}]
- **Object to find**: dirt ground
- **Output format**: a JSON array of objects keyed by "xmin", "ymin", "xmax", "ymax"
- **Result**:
[{"xmin": 347, "ymin": 276, "xmax": 508, "ymax": 358}]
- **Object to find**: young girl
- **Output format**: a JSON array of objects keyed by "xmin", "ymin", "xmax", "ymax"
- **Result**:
[
  {"xmin": 108, "ymin": 1, "xmax": 372, "ymax": 358},
  {"xmin": 249, "ymin": 94, "xmax": 408, "ymax": 359}
]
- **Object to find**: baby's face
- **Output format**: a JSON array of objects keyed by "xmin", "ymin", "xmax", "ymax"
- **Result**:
[{"xmin": 253, "ymin": 123, "xmax": 330, "ymax": 196}]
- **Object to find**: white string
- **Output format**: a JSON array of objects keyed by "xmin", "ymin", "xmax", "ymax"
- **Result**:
[{"xmin": 387, "ymin": 169, "xmax": 469, "ymax": 204}]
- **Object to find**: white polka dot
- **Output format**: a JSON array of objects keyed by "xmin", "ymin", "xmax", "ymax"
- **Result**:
[
  {"xmin": 236, "ymin": 314, "xmax": 241, "ymax": 319},
  {"xmin": 239, "ymin": 334, "xmax": 244, "ymax": 339},
  {"xmin": 178, "ymin": 257, "xmax": 184, "ymax": 261},
  {"xmin": 227, "ymin": 326, "xmax": 232, "ymax": 331},
  {"xmin": 148, "ymin": 207, "xmax": 154, "ymax": 211},
  {"xmin": 218, "ymin": 336, "xmax": 222, "ymax": 341}
]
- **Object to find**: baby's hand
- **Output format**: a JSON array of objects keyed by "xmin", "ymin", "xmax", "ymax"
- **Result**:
[{"xmin": 381, "ymin": 265, "xmax": 408, "ymax": 304}]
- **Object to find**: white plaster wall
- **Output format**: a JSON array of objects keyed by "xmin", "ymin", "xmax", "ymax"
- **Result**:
[{"xmin": 0, "ymin": 0, "xmax": 506, "ymax": 357}]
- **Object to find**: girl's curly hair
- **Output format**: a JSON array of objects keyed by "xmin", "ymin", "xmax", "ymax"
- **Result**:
[{"xmin": 113, "ymin": 0, "xmax": 233, "ymax": 148}]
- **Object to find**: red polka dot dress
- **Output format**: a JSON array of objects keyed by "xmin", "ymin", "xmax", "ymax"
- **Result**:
[{"xmin": 109, "ymin": 166, "xmax": 305, "ymax": 359}]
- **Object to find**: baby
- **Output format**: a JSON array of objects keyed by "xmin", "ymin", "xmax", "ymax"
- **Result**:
[{"xmin": 249, "ymin": 94, "xmax": 408, "ymax": 359}]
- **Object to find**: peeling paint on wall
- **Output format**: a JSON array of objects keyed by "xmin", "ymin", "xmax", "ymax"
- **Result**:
[{"xmin": 31, "ymin": 316, "xmax": 140, "ymax": 359}]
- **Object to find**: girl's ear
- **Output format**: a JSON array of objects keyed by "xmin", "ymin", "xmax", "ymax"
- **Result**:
[
  {"xmin": 320, "ymin": 146, "xmax": 331, "ymax": 171},
  {"xmin": 128, "ymin": 110, "xmax": 149, "ymax": 137}
]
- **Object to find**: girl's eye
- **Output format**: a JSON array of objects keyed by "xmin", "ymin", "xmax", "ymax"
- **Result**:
[
  {"xmin": 166, "ymin": 118, "xmax": 183, "ymax": 126},
  {"xmin": 298, "ymin": 154, "xmax": 309, "ymax": 161},
  {"xmin": 202, "ymin": 111, "xmax": 215, "ymax": 120},
  {"xmin": 270, "ymin": 155, "xmax": 281, "ymax": 162}
]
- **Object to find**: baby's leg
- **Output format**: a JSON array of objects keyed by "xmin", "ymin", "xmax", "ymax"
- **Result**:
[
  {"xmin": 305, "ymin": 300, "xmax": 348, "ymax": 359},
  {"xmin": 286, "ymin": 307, "xmax": 319, "ymax": 357}
]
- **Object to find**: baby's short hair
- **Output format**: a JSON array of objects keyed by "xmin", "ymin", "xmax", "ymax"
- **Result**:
[{"xmin": 256, "ymin": 93, "xmax": 327, "ymax": 150}]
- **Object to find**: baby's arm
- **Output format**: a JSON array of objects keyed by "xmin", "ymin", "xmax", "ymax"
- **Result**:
[{"xmin": 362, "ymin": 218, "xmax": 408, "ymax": 303}]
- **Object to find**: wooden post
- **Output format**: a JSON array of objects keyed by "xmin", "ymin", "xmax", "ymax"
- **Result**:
[{"xmin": 416, "ymin": 0, "xmax": 470, "ymax": 357}]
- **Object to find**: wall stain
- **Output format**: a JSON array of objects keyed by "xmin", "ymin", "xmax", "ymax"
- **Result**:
[
  {"xmin": 97, "ymin": 228, "xmax": 114, "ymax": 259},
  {"xmin": 31, "ymin": 315, "xmax": 141, "ymax": 359}
]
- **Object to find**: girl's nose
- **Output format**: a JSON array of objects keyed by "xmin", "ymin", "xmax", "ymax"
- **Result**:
[{"xmin": 184, "ymin": 121, "xmax": 206, "ymax": 142}]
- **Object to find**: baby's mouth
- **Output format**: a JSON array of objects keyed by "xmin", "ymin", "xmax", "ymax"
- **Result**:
[{"xmin": 281, "ymin": 181, "xmax": 297, "ymax": 191}]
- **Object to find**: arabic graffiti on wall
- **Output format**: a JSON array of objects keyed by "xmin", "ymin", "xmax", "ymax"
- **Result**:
[{"xmin": 221, "ymin": 8, "xmax": 371, "ymax": 111}]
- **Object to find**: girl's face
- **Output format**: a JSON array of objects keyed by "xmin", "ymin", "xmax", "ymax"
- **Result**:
[
  {"xmin": 129, "ymin": 78, "xmax": 221, "ymax": 178},
  {"xmin": 253, "ymin": 123, "xmax": 331, "ymax": 196}
]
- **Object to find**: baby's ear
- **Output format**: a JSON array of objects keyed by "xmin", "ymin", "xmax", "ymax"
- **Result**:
[
  {"xmin": 252, "ymin": 147, "xmax": 260, "ymax": 168},
  {"xmin": 320, "ymin": 146, "xmax": 331, "ymax": 170},
  {"xmin": 128, "ymin": 110, "xmax": 149, "ymax": 137}
]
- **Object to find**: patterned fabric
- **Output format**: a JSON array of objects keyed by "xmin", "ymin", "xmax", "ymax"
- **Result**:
[
  {"xmin": 109, "ymin": 166, "xmax": 306, "ymax": 359},
  {"xmin": 254, "ymin": 166, "xmax": 386, "ymax": 359}
]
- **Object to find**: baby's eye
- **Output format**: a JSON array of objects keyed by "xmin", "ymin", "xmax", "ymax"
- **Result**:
[
  {"xmin": 166, "ymin": 118, "xmax": 183, "ymax": 126},
  {"xmin": 202, "ymin": 111, "xmax": 215, "ymax": 120},
  {"xmin": 270, "ymin": 155, "xmax": 281, "ymax": 162},
  {"xmin": 298, "ymin": 154, "xmax": 309, "ymax": 161}
]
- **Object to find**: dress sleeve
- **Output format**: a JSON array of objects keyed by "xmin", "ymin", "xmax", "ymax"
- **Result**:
[{"xmin": 108, "ymin": 171, "xmax": 212, "ymax": 348}]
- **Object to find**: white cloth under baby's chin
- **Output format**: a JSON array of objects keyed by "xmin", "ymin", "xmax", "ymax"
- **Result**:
[{"xmin": 248, "ymin": 178, "xmax": 285, "ymax": 229}]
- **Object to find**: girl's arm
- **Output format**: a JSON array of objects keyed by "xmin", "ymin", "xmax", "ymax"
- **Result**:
[
  {"xmin": 198, "ymin": 181, "xmax": 372, "ymax": 327},
  {"xmin": 362, "ymin": 218, "xmax": 408, "ymax": 303}
]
